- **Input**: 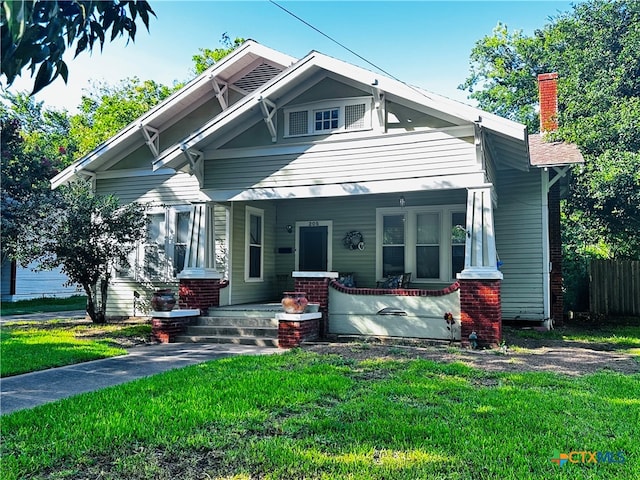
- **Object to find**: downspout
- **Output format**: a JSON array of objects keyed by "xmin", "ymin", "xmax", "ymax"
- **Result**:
[{"xmin": 541, "ymin": 168, "xmax": 551, "ymax": 323}]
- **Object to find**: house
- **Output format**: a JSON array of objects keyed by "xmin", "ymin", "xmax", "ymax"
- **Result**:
[
  {"xmin": 1, "ymin": 259, "xmax": 81, "ymax": 302},
  {"xmin": 51, "ymin": 41, "xmax": 582, "ymax": 346}
]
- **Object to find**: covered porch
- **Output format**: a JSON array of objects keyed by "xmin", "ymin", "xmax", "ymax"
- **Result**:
[{"xmin": 177, "ymin": 186, "xmax": 502, "ymax": 347}]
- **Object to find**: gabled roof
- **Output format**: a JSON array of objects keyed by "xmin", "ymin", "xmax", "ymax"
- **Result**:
[
  {"xmin": 528, "ymin": 133, "xmax": 584, "ymax": 167},
  {"xmin": 53, "ymin": 41, "xmax": 532, "ymax": 187},
  {"xmin": 152, "ymin": 49, "xmax": 529, "ymax": 173},
  {"xmin": 51, "ymin": 40, "xmax": 296, "ymax": 188}
]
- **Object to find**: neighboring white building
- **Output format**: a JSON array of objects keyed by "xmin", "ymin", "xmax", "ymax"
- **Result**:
[{"xmin": 1, "ymin": 260, "xmax": 82, "ymax": 302}]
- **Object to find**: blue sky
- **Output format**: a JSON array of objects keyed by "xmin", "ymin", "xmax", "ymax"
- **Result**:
[{"xmin": 5, "ymin": 1, "xmax": 579, "ymax": 112}]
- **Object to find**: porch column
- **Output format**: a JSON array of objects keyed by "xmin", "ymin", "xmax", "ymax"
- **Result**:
[
  {"xmin": 177, "ymin": 202, "xmax": 222, "ymax": 314},
  {"xmin": 292, "ymin": 271, "xmax": 339, "ymax": 338},
  {"xmin": 458, "ymin": 187, "xmax": 502, "ymax": 348}
]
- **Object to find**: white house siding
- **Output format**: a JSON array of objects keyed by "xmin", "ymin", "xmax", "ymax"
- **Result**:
[
  {"xmin": 1, "ymin": 260, "xmax": 82, "ymax": 302},
  {"xmin": 494, "ymin": 168, "xmax": 545, "ymax": 320},
  {"xmin": 204, "ymin": 129, "xmax": 478, "ymax": 196}
]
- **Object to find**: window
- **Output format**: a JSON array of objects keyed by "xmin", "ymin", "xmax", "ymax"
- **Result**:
[
  {"xmin": 314, "ymin": 108, "xmax": 339, "ymax": 132},
  {"xmin": 382, "ymin": 215, "xmax": 405, "ymax": 277},
  {"xmin": 120, "ymin": 206, "xmax": 191, "ymax": 281},
  {"xmin": 284, "ymin": 97, "xmax": 372, "ymax": 137},
  {"xmin": 245, "ymin": 207, "xmax": 264, "ymax": 281},
  {"xmin": 416, "ymin": 212, "xmax": 440, "ymax": 279},
  {"xmin": 377, "ymin": 206, "xmax": 466, "ymax": 282},
  {"xmin": 173, "ymin": 211, "xmax": 190, "ymax": 277},
  {"xmin": 451, "ymin": 212, "xmax": 466, "ymax": 277}
]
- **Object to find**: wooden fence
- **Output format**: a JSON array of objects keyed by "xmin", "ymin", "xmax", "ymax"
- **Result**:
[{"xmin": 590, "ymin": 259, "xmax": 640, "ymax": 316}]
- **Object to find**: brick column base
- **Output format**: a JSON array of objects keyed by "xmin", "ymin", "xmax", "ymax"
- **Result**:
[
  {"xmin": 294, "ymin": 277, "xmax": 330, "ymax": 338},
  {"xmin": 178, "ymin": 279, "xmax": 220, "ymax": 315},
  {"xmin": 151, "ymin": 317, "xmax": 190, "ymax": 343},
  {"xmin": 459, "ymin": 279, "xmax": 502, "ymax": 348},
  {"xmin": 278, "ymin": 317, "xmax": 320, "ymax": 348}
]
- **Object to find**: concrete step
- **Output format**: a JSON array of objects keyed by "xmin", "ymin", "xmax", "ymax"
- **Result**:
[
  {"xmin": 185, "ymin": 325, "xmax": 277, "ymax": 337},
  {"xmin": 195, "ymin": 316, "xmax": 278, "ymax": 328},
  {"xmin": 204, "ymin": 305, "xmax": 281, "ymax": 319},
  {"xmin": 174, "ymin": 334, "xmax": 279, "ymax": 348}
]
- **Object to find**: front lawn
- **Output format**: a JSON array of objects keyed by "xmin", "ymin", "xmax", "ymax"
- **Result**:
[
  {"xmin": 0, "ymin": 295, "xmax": 87, "ymax": 316},
  {"xmin": 0, "ymin": 322, "xmax": 152, "ymax": 377},
  {"xmin": 2, "ymin": 349, "xmax": 638, "ymax": 479}
]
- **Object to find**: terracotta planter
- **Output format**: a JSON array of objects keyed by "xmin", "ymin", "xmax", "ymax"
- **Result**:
[
  {"xmin": 151, "ymin": 289, "xmax": 176, "ymax": 311},
  {"xmin": 281, "ymin": 292, "xmax": 309, "ymax": 314}
]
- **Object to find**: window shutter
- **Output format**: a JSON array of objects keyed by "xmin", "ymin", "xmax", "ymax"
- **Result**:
[
  {"xmin": 345, "ymin": 103, "xmax": 366, "ymax": 130},
  {"xmin": 288, "ymin": 110, "xmax": 309, "ymax": 136}
]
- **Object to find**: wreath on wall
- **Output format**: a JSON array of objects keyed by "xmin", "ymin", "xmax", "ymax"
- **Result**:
[{"xmin": 343, "ymin": 231, "xmax": 365, "ymax": 250}]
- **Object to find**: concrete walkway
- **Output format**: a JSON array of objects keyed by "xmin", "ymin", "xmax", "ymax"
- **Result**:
[
  {"xmin": 0, "ymin": 310, "xmax": 88, "ymax": 324},
  {"xmin": 0, "ymin": 342, "xmax": 279, "ymax": 416}
]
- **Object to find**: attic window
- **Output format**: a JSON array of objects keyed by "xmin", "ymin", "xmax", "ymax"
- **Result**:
[{"xmin": 284, "ymin": 97, "xmax": 372, "ymax": 138}]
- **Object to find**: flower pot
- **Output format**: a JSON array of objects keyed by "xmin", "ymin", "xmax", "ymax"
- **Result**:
[
  {"xmin": 151, "ymin": 289, "xmax": 176, "ymax": 312},
  {"xmin": 281, "ymin": 292, "xmax": 309, "ymax": 314}
]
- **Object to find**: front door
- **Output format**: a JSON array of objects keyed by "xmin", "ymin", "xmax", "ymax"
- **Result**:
[{"xmin": 296, "ymin": 221, "xmax": 332, "ymax": 271}]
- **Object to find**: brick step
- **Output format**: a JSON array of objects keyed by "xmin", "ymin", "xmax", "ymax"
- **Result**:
[
  {"xmin": 184, "ymin": 325, "xmax": 277, "ymax": 337},
  {"xmin": 195, "ymin": 316, "xmax": 278, "ymax": 328},
  {"xmin": 173, "ymin": 334, "xmax": 278, "ymax": 348}
]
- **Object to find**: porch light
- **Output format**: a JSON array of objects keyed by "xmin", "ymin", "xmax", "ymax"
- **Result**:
[
  {"xmin": 399, "ymin": 196, "xmax": 406, "ymax": 208},
  {"xmin": 286, "ymin": 224, "xmax": 293, "ymax": 234}
]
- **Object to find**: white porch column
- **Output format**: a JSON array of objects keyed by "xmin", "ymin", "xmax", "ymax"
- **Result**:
[
  {"xmin": 458, "ymin": 187, "xmax": 502, "ymax": 280},
  {"xmin": 177, "ymin": 202, "xmax": 222, "ymax": 280}
]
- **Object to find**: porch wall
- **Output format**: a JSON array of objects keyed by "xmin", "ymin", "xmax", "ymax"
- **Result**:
[
  {"xmin": 328, "ymin": 284, "xmax": 460, "ymax": 340},
  {"xmin": 273, "ymin": 190, "xmax": 467, "ymax": 289},
  {"xmin": 494, "ymin": 168, "xmax": 545, "ymax": 320}
]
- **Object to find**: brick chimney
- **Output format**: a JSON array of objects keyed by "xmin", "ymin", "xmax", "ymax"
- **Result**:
[{"xmin": 538, "ymin": 72, "xmax": 558, "ymax": 132}]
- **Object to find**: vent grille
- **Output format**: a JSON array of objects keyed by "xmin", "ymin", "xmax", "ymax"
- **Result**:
[
  {"xmin": 345, "ymin": 103, "xmax": 366, "ymax": 130},
  {"xmin": 233, "ymin": 63, "xmax": 282, "ymax": 92},
  {"xmin": 288, "ymin": 111, "xmax": 308, "ymax": 136}
]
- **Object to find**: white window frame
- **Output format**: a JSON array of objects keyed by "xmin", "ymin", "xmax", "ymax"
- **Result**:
[
  {"xmin": 121, "ymin": 205, "xmax": 192, "ymax": 281},
  {"xmin": 376, "ymin": 205, "xmax": 466, "ymax": 283},
  {"xmin": 284, "ymin": 96, "xmax": 373, "ymax": 138},
  {"xmin": 245, "ymin": 206, "xmax": 264, "ymax": 282}
]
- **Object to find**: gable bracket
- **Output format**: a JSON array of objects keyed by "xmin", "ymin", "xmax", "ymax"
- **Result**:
[
  {"xmin": 209, "ymin": 75, "xmax": 228, "ymax": 110},
  {"xmin": 546, "ymin": 165, "xmax": 572, "ymax": 191},
  {"xmin": 258, "ymin": 96, "xmax": 277, "ymax": 142},
  {"xmin": 139, "ymin": 124, "xmax": 160, "ymax": 158},
  {"xmin": 181, "ymin": 144, "xmax": 204, "ymax": 188},
  {"xmin": 371, "ymin": 80, "xmax": 386, "ymax": 133}
]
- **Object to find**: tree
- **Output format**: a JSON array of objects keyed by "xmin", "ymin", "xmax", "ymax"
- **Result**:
[
  {"xmin": 24, "ymin": 181, "xmax": 147, "ymax": 323},
  {"xmin": 191, "ymin": 33, "xmax": 245, "ymax": 76},
  {"xmin": 1, "ymin": 0, "xmax": 155, "ymax": 94},
  {"xmin": 459, "ymin": 23, "xmax": 545, "ymax": 133},
  {"xmin": 460, "ymin": 0, "xmax": 640, "ymax": 261},
  {"xmin": 0, "ymin": 98, "xmax": 68, "ymax": 264},
  {"xmin": 69, "ymin": 76, "xmax": 176, "ymax": 156}
]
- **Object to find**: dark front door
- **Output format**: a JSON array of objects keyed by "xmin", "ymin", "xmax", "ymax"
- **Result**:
[{"xmin": 299, "ymin": 226, "xmax": 328, "ymax": 271}]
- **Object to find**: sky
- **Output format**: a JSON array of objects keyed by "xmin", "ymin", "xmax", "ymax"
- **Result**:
[{"xmin": 4, "ymin": 1, "xmax": 579, "ymax": 113}]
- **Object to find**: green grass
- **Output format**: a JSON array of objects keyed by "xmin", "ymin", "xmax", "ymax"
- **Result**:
[
  {"xmin": 507, "ymin": 324, "xmax": 640, "ymax": 352},
  {"xmin": 2, "ymin": 350, "xmax": 638, "ymax": 480},
  {"xmin": 0, "ymin": 322, "xmax": 150, "ymax": 377},
  {"xmin": 0, "ymin": 295, "xmax": 87, "ymax": 316}
]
